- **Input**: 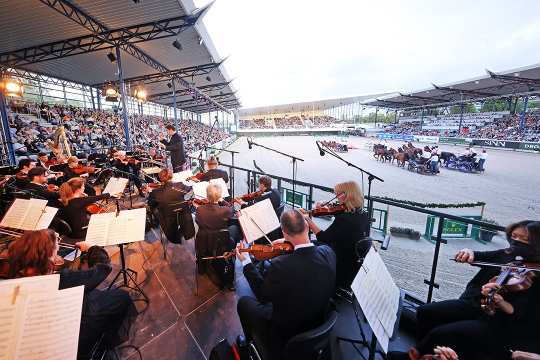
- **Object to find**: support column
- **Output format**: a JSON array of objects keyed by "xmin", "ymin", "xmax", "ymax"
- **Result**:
[
  {"xmin": 62, "ymin": 84, "xmax": 67, "ymax": 105},
  {"xmin": 420, "ymin": 107, "xmax": 425, "ymax": 131},
  {"xmin": 374, "ymin": 107, "xmax": 378, "ymax": 128},
  {"xmin": 38, "ymin": 79, "xmax": 44, "ymax": 103},
  {"xmin": 458, "ymin": 103, "xmax": 465, "ymax": 135},
  {"xmin": 96, "ymin": 88, "xmax": 102, "ymax": 111},
  {"xmin": 519, "ymin": 96, "xmax": 529, "ymax": 131},
  {"xmin": 172, "ymin": 81, "xmax": 179, "ymax": 130},
  {"xmin": 90, "ymin": 86, "xmax": 95, "ymax": 110},
  {"xmin": 0, "ymin": 91, "xmax": 16, "ymax": 165},
  {"xmin": 115, "ymin": 46, "xmax": 132, "ymax": 151}
]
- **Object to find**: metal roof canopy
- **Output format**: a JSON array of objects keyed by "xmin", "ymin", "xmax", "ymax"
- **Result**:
[
  {"xmin": 364, "ymin": 63, "xmax": 540, "ymax": 110},
  {"xmin": 239, "ymin": 93, "xmax": 392, "ymax": 117},
  {"xmin": 0, "ymin": 0, "xmax": 239, "ymax": 113}
]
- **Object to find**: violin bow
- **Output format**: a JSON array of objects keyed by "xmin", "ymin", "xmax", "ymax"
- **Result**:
[{"xmin": 450, "ymin": 258, "xmax": 540, "ymax": 272}]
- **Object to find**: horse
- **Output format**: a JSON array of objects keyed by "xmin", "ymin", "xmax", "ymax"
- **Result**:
[
  {"xmin": 439, "ymin": 151, "xmax": 455, "ymax": 165},
  {"xmin": 394, "ymin": 149, "xmax": 409, "ymax": 167},
  {"xmin": 373, "ymin": 144, "xmax": 387, "ymax": 161}
]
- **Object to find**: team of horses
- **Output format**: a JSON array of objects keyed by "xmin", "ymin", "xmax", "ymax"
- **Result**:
[{"xmin": 372, "ymin": 142, "xmax": 455, "ymax": 168}]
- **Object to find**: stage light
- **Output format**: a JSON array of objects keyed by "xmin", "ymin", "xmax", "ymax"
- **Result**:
[
  {"xmin": 172, "ymin": 40, "xmax": 183, "ymax": 51},
  {"xmin": 133, "ymin": 87, "xmax": 147, "ymax": 102},
  {"xmin": 1, "ymin": 78, "xmax": 24, "ymax": 98},
  {"xmin": 205, "ymin": 76, "xmax": 211, "ymax": 82},
  {"xmin": 107, "ymin": 52, "xmax": 117, "ymax": 63},
  {"xmin": 102, "ymin": 83, "xmax": 119, "ymax": 102}
]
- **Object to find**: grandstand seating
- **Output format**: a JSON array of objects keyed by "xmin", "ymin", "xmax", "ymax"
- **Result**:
[{"xmin": 239, "ymin": 115, "xmax": 337, "ymax": 129}]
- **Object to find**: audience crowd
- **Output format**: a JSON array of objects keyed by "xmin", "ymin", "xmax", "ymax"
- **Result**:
[
  {"xmin": 7, "ymin": 101, "xmax": 230, "ymax": 160},
  {"xmin": 239, "ymin": 115, "xmax": 335, "ymax": 129}
]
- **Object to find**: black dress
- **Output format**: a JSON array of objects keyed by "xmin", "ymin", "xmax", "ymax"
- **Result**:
[
  {"xmin": 59, "ymin": 194, "xmax": 110, "ymax": 238},
  {"xmin": 315, "ymin": 208, "xmax": 371, "ymax": 289}
]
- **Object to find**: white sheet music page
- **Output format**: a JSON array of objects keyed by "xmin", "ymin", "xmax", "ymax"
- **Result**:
[
  {"xmin": 0, "ymin": 295, "xmax": 26, "ymax": 360},
  {"xmin": 15, "ymin": 286, "xmax": 84, "ymax": 360},
  {"xmin": 209, "ymin": 178, "xmax": 230, "ymax": 198},
  {"xmin": 20, "ymin": 199, "xmax": 48, "ymax": 231},
  {"xmin": 191, "ymin": 181, "xmax": 210, "ymax": 199},
  {"xmin": 0, "ymin": 274, "xmax": 60, "ymax": 296},
  {"xmin": 103, "ymin": 177, "xmax": 128, "ymax": 195},
  {"xmin": 85, "ymin": 212, "xmax": 115, "ymax": 246},
  {"xmin": 351, "ymin": 247, "xmax": 400, "ymax": 353},
  {"xmin": 238, "ymin": 199, "xmax": 280, "ymax": 243},
  {"xmin": 0, "ymin": 199, "xmax": 48, "ymax": 230},
  {"xmin": 35, "ymin": 206, "xmax": 59, "ymax": 230},
  {"xmin": 172, "ymin": 170, "xmax": 193, "ymax": 183},
  {"xmin": 106, "ymin": 208, "xmax": 146, "ymax": 246}
]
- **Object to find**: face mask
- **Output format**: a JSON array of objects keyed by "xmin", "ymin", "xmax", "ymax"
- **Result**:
[{"xmin": 509, "ymin": 240, "xmax": 537, "ymax": 259}]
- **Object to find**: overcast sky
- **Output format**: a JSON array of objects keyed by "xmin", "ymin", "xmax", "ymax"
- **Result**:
[{"xmin": 194, "ymin": 0, "xmax": 540, "ymax": 109}]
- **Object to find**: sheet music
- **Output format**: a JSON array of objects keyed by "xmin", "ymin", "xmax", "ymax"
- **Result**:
[
  {"xmin": 191, "ymin": 181, "xmax": 210, "ymax": 199},
  {"xmin": 351, "ymin": 248, "xmax": 400, "ymax": 353},
  {"xmin": 15, "ymin": 286, "xmax": 84, "ymax": 360},
  {"xmin": 85, "ymin": 208, "xmax": 146, "ymax": 246},
  {"xmin": 0, "ymin": 199, "xmax": 48, "ymax": 230},
  {"xmin": 238, "ymin": 199, "xmax": 280, "ymax": 243},
  {"xmin": 172, "ymin": 170, "xmax": 193, "ymax": 183},
  {"xmin": 35, "ymin": 206, "xmax": 59, "ymax": 230},
  {"xmin": 0, "ymin": 296, "xmax": 25, "ymax": 360},
  {"xmin": 209, "ymin": 178, "xmax": 230, "ymax": 198},
  {"xmin": 0, "ymin": 274, "xmax": 60, "ymax": 296},
  {"xmin": 103, "ymin": 177, "xmax": 128, "ymax": 195}
]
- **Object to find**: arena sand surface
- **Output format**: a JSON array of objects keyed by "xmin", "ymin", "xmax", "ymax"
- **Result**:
[{"xmin": 218, "ymin": 135, "xmax": 540, "ymax": 301}]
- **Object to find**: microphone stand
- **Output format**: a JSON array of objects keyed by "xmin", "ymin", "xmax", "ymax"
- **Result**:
[
  {"xmin": 248, "ymin": 138, "xmax": 304, "ymax": 209},
  {"xmin": 316, "ymin": 141, "xmax": 384, "ymax": 236},
  {"xmin": 205, "ymin": 146, "xmax": 240, "ymax": 197}
]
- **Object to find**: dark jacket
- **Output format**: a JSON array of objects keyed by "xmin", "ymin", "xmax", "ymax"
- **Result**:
[
  {"xmin": 316, "ymin": 208, "xmax": 371, "ymax": 289},
  {"xmin": 254, "ymin": 188, "xmax": 282, "ymax": 212},
  {"xmin": 200, "ymin": 168, "xmax": 229, "ymax": 183},
  {"xmin": 160, "ymin": 133, "xmax": 185, "ymax": 170},
  {"xmin": 148, "ymin": 181, "xmax": 193, "ymax": 243},
  {"xmin": 24, "ymin": 182, "xmax": 61, "ymax": 206},
  {"xmin": 243, "ymin": 244, "xmax": 336, "ymax": 345},
  {"xmin": 195, "ymin": 203, "xmax": 234, "ymax": 257},
  {"xmin": 59, "ymin": 194, "xmax": 110, "ymax": 239}
]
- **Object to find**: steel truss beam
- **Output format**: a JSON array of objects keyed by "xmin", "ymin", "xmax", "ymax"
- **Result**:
[
  {"xmin": 162, "ymin": 92, "xmax": 236, "ymax": 107},
  {"xmin": 398, "ymin": 93, "xmax": 450, "ymax": 104},
  {"xmin": 39, "ymin": 0, "xmax": 228, "ymax": 112},
  {"xmin": 149, "ymin": 81, "xmax": 232, "ymax": 100},
  {"xmin": 0, "ymin": 14, "xmax": 201, "ymax": 67},
  {"xmin": 373, "ymin": 99, "xmax": 413, "ymax": 109},
  {"xmin": 183, "ymin": 100, "xmax": 240, "ymax": 113},
  {"xmin": 431, "ymin": 84, "xmax": 499, "ymax": 99},
  {"xmin": 1, "ymin": 67, "xmax": 88, "ymax": 89},
  {"xmin": 486, "ymin": 70, "xmax": 540, "ymax": 87},
  {"xmin": 92, "ymin": 61, "xmax": 224, "ymax": 87}
]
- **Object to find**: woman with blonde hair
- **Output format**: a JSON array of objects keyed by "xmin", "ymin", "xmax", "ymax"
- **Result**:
[
  {"xmin": 58, "ymin": 177, "xmax": 111, "ymax": 238},
  {"xmin": 302, "ymin": 180, "xmax": 371, "ymax": 289}
]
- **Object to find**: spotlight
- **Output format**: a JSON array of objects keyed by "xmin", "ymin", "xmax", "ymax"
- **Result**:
[
  {"xmin": 172, "ymin": 40, "xmax": 183, "ymax": 51},
  {"xmin": 133, "ymin": 87, "xmax": 147, "ymax": 103},
  {"xmin": 102, "ymin": 83, "xmax": 119, "ymax": 102},
  {"xmin": 107, "ymin": 52, "xmax": 117, "ymax": 63},
  {"xmin": 1, "ymin": 77, "xmax": 24, "ymax": 98},
  {"xmin": 205, "ymin": 76, "xmax": 211, "ymax": 82}
]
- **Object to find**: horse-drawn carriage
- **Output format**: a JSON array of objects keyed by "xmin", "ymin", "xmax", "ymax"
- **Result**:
[
  {"xmin": 445, "ymin": 156, "xmax": 483, "ymax": 173},
  {"xmin": 407, "ymin": 158, "xmax": 438, "ymax": 175}
]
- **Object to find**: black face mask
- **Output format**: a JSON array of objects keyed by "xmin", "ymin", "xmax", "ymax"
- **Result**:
[{"xmin": 508, "ymin": 240, "xmax": 539, "ymax": 260}]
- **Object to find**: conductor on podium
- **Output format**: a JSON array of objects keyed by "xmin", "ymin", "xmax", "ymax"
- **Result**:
[{"xmin": 160, "ymin": 125, "xmax": 186, "ymax": 172}]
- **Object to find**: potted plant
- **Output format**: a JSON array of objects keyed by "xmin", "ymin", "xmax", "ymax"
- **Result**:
[{"xmin": 479, "ymin": 218, "xmax": 499, "ymax": 242}]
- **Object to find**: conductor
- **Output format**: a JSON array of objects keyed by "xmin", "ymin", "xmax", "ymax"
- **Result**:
[{"xmin": 160, "ymin": 125, "xmax": 186, "ymax": 172}]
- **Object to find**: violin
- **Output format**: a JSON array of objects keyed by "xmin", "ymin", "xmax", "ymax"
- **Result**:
[
  {"xmin": 72, "ymin": 165, "xmax": 97, "ymax": 175},
  {"xmin": 209, "ymin": 242, "xmax": 294, "ymax": 261},
  {"xmin": 480, "ymin": 260, "xmax": 539, "ymax": 315},
  {"xmin": 187, "ymin": 172, "xmax": 205, "ymax": 182},
  {"xmin": 308, "ymin": 203, "xmax": 347, "ymax": 217},
  {"xmin": 190, "ymin": 198, "xmax": 233, "ymax": 208},
  {"xmin": 86, "ymin": 203, "xmax": 106, "ymax": 214},
  {"xmin": 47, "ymin": 184, "xmax": 59, "ymax": 192},
  {"xmin": 45, "ymin": 158, "xmax": 66, "ymax": 168},
  {"xmin": 236, "ymin": 190, "xmax": 264, "ymax": 202}
]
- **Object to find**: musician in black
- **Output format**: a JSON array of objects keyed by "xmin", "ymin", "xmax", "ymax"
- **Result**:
[
  {"xmin": 389, "ymin": 221, "xmax": 540, "ymax": 360},
  {"xmin": 112, "ymin": 150, "xmax": 144, "ymax": 197},
  {"xmin": 36, "ymin": 152, "xmax": 49, "ymax": 169},
  {"xmin": 58, "ymin": 177, "xmax": 112, "ymax": 239},
  {"xmin": 159, "ymin": 125, "xmax": 186, "ymax": 172},
  {"xmin": 63, "ymin": 156, "xmax": 96, "ymax": 196},
  {"xmin": 199, "ymin": 156, "xmax": 229, "ymax": 183},
  {"xmin": 236, "ymin": 210, "xmax": 336, "ymax": 360},
  {"xmin": 14, "ymin": 158, "xmax": 35, "ymax": 189},
  {"xmin": 148, "ymin": 169, "xmax": 193, "ymax": 244},
  {"xmin": 302, "ymin": 180, "xmax": 371, "ymax": 289},
  {"xmin": 236, "ymin": 175, "xmax": 281, "ymax": 213},
  {"xmin": 25, "ymin": 167, "xmax": 61, "ymax": 206}
]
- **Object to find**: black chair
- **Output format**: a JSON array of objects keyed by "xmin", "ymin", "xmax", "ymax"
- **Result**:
[
  {"xmin": 194, "ymin": 228, "xmax": 232, "ymax": 294},
  {"xmin": 283, "ymin": 310, "xmax": 338, "ymax": 360},
  {"xmin": 50, "ymin": 217, "xmax": 73, "ymax": 237}
]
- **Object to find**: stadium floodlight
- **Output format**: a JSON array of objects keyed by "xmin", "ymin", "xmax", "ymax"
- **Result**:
[
  {"xmin": 133, "ymin": 87, "xmax": 147, "ymax": 103},
  {"xmin": 1, "ymin": 77, "xmax": 24, "ymax": 98},
  {"xmin": 107, "ymin": 52, "xmax": 117, "ymax": 63},
  {"xmin": 172, "ymin": 40, "xmax": 183, "ymax": 51},
  {"xmin": 102, "ymin": 83, "xmax": 119, "ymax": 102},
  {"xmin": 206, "ymin": 76, "xmax": 211, "ymax": 82}
]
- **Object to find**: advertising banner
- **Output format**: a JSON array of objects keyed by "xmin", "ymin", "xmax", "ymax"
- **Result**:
[
  {"xmin": 439, "ymin": 137, "xmax": 469, "ymax": 145},
  {"xmin": 414, "ymin": 135, "xmax": 439, "ymax": 144},
  {"xmin": 519, "ymin": 142, "xmax": 540, "ymax": 152},
  {"xmin": 472, "ymin": 139, "xmax": 520, "ymax": 149},
  {"xmin": 376, "ymin": 133, "xmax": 415, "ymax": 141}
]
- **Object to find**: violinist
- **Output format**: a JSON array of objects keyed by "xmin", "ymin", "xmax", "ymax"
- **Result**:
[
  {"xmin": 112, "ymin": 150, "xmax": 144, "ymax": 197},
  {"xmin": 301, "ymin": 181, "xmax": 371, "ymax": 289},
  {"xmin": 24, "ymin": 167, "xmax": 61, "ymax": 206},
  {"xmin": 64, "ymin": 156, "xmax": 97, "ymax": 196},
  {"xmin": 236, "ymin": 176, "xmax": 281, "ymax": 213},
  {"xmin": 235, "ymin": 210, "xmax": 336, "ymax": 360},
  {"xmin": 4, "ymin": 229, "xmax": 136, "ymax": 358},
  {"xmin": 57, "ymin": 177, "xmax": 112, "ymax": 239},
  {"xmin": 36, "ymin": 152, "xmax": 50, "ymax": 169},
  {"xmin": 14, "ymin": 158, "xmax": 35, "ymax": 189},
  {"xmin": 148, "ymin": 169, "xmax": 193, "ymax": 244},
  {"xmin": 389, "ymin": 221, "xmax": 540, "ymax": 360},
  {"xmin": 196, "ymin": 156, "xmax": 229, "ymax": 183}
]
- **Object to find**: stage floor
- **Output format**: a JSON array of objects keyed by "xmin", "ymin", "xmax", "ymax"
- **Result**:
[{"xmin": 98, "ymin": 226, "xmax": 415, "ymax": 360}]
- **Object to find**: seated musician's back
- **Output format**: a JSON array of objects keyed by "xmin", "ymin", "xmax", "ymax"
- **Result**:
[
  {"xmin": 236, "ymin": 209, "xmax": 336, "ymax": 359},
  {"xmin": 200, "ymin": 156, "xmax": 229, "ymax": 183}
]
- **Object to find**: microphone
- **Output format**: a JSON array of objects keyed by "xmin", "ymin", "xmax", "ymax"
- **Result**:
[
  {"xmin": 247, "ymin": 138, "xmax": 253, "ymax": 150},
  {"xmin": 316, "ymin": 141, "xmax": 325, "ymax": 156}
]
